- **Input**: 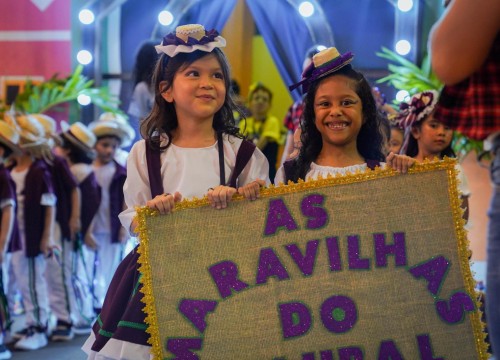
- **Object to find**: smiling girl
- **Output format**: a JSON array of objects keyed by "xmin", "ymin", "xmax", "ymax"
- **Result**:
[{"xmin": 276, "ymin": 47, "xmax": 413, "ymax": 184}]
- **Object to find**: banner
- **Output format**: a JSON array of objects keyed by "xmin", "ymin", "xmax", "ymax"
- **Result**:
[{"xmin": 137, "ymin": 159, "xmax": 487, "ymax": 359}]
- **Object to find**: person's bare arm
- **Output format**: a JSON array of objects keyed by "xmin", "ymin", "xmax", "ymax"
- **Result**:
[
  {"xmin": 429, "ymin": 0, "xmax": 500, "ymax": 85},
  {"xmin": 69, "ymin": 187, "xmax": 81, "ymax": 240},
  {"xmin": 0, "ymin": 205, "xmax": 14, "ymax": 263},
  {"xmin": 40, "ymin": 205, "xmax": 55, "ymax": 255}
]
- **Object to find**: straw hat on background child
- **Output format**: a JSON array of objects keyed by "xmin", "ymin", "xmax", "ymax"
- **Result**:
[
  {"xmin": 89, "ymin": 112, "xmax": 136, "ymax": 165},
  {"xmin": 6, "ymin": 113, "xmax": 57, "ymax": 162},
  {"xmin": 0, "ymin": 120, "xmax": 21, "ymax": 156},
  {"xmin": 91, "ymin": 112, "xmax": 136, "ymax": 148},
  {"xmin": 60, "ymin": 121, "xmax": 97, "ymax": 159},
  {"xmin": 30, "ymin": 113, "xmax": 63, "ymax": 146}
]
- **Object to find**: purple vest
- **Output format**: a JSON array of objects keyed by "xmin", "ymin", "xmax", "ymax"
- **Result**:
[
  {"xmin": 109, "ymin": 160, "xmax": 126, "ymax": 244},
  {"xmin": 22, "ymin": 159, "xmax": 55, "ymax": 257},
  {"xmin": 80, "ymin": 172, "xmax": 101, "ymax": 238},
  {"xmin": 0, "ymin": 164, "xmax": 21, "ymax": 253},
  {"xmin": 48, "ymin": 155, "xmax": 78, "ymax": 241}
]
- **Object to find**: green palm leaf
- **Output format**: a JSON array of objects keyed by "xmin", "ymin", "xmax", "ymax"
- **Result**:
[
  {"xmin": 376, "ymin": 47, "xmax": 482, "ymax": 159},
  {"xmin": 14, "ymin": 65, "xmax": 124, "ymax": 117}
]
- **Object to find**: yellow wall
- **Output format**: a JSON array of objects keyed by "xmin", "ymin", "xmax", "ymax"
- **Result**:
[{"xmin": 251, "ymin": 36, "xmax": 293, "ymax": 123}]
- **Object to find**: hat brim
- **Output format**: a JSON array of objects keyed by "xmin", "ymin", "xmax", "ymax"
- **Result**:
[
  {"xmin": 155, "ymin": 36, "xmax": 226, "ymax": 57},
  {"xmin": 61, "ymin": 131, "xmax": 96, "ymax": 159},
  {"xmin": 289, "ymin": 52, "xmax": 354, "ymax": 93},
  {"xmin": 93, "ymin": 126, "xmax": 129, "ymax": 143},
  {"xmin": 0, "ymin": 135, "xmax": 22, "ymax": 156}
]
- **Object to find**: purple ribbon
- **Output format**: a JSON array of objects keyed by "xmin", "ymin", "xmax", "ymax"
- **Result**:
[
  {"xmin": 161, "ymin": 29, "xmax": 220, "ymax": 47},
  {"xmin": 289, "ymin": 52, "xmax": 354, "ymax": 92},
  {"xmin": 397, "ymin": 91, "xmax": 436, "ymax": 130}
]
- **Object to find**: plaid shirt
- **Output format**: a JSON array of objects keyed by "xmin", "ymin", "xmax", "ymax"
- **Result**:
[
  {"xmin": 434, "ymin": 35, "xmax": 500, "ymax": 141},
  {"xmin": 283, "ymin": 99, "xmax": 304, "ymax": 132}
]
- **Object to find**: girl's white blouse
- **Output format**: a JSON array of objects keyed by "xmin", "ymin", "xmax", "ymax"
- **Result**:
[
  {"xmin": 275, "ymin": 162, "xmax": 386, "ymax": 184},
  {"xmin": 119, "ymin": 135, "xmax": 270, "ymax": 233}
]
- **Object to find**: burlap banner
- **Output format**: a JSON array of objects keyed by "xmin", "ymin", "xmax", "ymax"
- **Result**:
[{"xmin": 137, "ymin": 158, "xmax": 487, "ymax": 359}]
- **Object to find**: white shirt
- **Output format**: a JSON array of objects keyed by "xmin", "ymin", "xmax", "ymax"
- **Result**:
[
  {"xmin": 275, "ymin": 162, "xmax": 387, "ymax": 184},
  {"xmin": 119, "ymin": 135, "xmax": 270, "ymax": 233},
  {"xmin": 92, "ymin": 161, "xmax": 116, "ymax": 234}
]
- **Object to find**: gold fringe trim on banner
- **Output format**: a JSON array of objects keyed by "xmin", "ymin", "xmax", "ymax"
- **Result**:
[
  {"xmin": 136, "ymin": 157, "xmax": 488, "ymax": 359},
  {"xmin": 445, "ymin": 160, "xmax": 489, "ymax": 359},
  {"xmin": 136, "ymin": 206, "xmax": 163, "ymax": 360}
]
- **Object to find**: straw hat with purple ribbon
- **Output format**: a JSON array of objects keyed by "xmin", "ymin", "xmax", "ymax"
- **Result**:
[
  {"xmin": 289, "ymin": 47, "xmax": 354, "ymax": 94},
  {"xmin": 155, "ymin": 24, "xmax": 226, "ymax": 58}
]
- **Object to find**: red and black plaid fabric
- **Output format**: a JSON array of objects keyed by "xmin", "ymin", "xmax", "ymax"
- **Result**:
[
  {"xmin": 434, "ymin": 35, "xmax": 500, "ymax": 141},
  {"xmin": 283, "ymin": 99, "xmax": 304, "ymax": 132}
]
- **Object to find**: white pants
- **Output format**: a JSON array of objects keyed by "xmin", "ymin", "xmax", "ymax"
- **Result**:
[
  {"xmin": 85, "ymin": 233, "xmax": 122, "ymax": 309},
  {"xmin": 45, "ymin": 223, "xmax": 94, "ymax": 325},
  {"xmin": 11, "ymin": 251, "xmax": 49, "ymax": 328}
]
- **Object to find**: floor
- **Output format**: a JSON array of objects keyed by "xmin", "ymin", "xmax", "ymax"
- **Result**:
[{"xmin": 6, "ymin": 314, "xmax": 87, "ymax": 360}]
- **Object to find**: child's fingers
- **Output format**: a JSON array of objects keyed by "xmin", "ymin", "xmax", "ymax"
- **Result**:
[
  {"xmin": 238, "ymin": 180, "xmax": 264, "ymax": 201},
  {"xmin": 146, "ymin": 193, "xmax": 176, "ymax": 214},
  {"xmin": 173, "ymin": 191, "xmax": 182, "ymax": 203},
  {"xmin": 207, "ymin": 186, "xmax": 236, "ymax": 209},
  {"xmin": 385, "ymin": 153, "xmax": 413, "ymax": 173}
]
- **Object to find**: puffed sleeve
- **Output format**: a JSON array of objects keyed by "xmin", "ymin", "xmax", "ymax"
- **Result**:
[
  {"xmin": 274, "ymin": 166, "xmax": 286, "ymax": 185},
  {"xmin": 118, "ymin": 140, "xmax": 152, "ymax": 233},
  {"xmin": 455, "ymin": 164, "xmax": 471, "ymax": 197},
  {"xmin": 0, "ymin": 172, "xmax": 15, "ymax": 209},
  {"xmin": 235, "ymin": 145, "xmax": 271, "ymax": 187}
]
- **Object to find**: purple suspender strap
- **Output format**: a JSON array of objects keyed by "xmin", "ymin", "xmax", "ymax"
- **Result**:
[
  {"xmin": 228, "ymin": 140, "xmax": 256, "ymax": 188},
  {"xmin": 366, "ymin": 159, "xmax": 381, "ymax": 170},
  {"xmin": 145, "ymin": 137, "xmax": 256, "ymax": 197},
  {"xmin": 145, "ymin": 140, "xmax": 164, "ymax": 198}
]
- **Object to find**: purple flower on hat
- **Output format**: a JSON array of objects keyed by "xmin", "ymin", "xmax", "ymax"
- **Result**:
[
  {"xmin": 155, "ymin": 24, "xmax": 226, "ymax": 58},
  {"xmin": 396, "ymin": 90, "xmax": 440, "ymax": 154},
  {"xmin": 396, "ymin": 90, "xmax": 439, "ymax": 131}
]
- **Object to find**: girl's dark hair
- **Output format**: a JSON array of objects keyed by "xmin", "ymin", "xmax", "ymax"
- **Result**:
[
  {"xmin": 289, "ymin": 66, "xmax": 385, "ymax": 182},
  {"xmin": 133, "ymin": 41, "xmax": 160, "ymax": 87},
  {"xmin": 0, "ymin": 143, "xmax": 13, "ymax": 159},
  {"xmin": 405, "ymin": 121, "xmax": 456, "ymax": 158},
  {"xmin": 96, "ymin": 134, "xmax": 121, "ymax": 144},
  {"xmin": 140, "ymin": 48, "xmax": 242, "ymax": 149},
  {"xmin": 60, "ymin": 136, "xmax": 94, "ymax": 165}
]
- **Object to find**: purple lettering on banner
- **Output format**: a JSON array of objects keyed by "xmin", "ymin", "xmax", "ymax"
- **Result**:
[
  {"xmin": 302, "ymin": 353, "xmax": 315, "ymax": 360},
  {"xmin": 374, "ymin": 233, "xmax": 407, "ymax": 267},
  {"xmin": 338, "ymin": 347, "xmax": 363, "ymax": 360},
  {"xmin": 278, "ymin": 302, "xmax": 312, "ymax": 339},
  {"xmin": 378, "ymin": 340, "xmax": 403, "ymax": 360},
  {"xmin": 264, "ymin": 199, "xmax": 298, "ymax": 236},
  {"xmin": 436, "ymin": 291, "xmax": 475, "ymax": 323},
  {"xmin": 256, "ymin": 248, "xmax": 291, "ymax": 284},
  {"xmin": 285, "ymin": 240, "xmax": 319, "ymax": 276},
  {"xmin": 208, "ymin": 261, "xmax": 249, "ymax": 299},
  {"xmin": 166, "ymin": 338, "xmax": 202, "ymax": 359},
  {"xmin": 320, "ymin": 350, "xmax": 334, "ymax": 360},
  {"xmin": 348, "ymin": 235, "xmax": 370, "ymax": 269},
  {"xmin": 417, "ymin": 334, "xmax": 444, "ymax": 360},
  {"xmin": 301, "ymin": 194, "xmax": 328, "ymax": 229},
  {"xmin": 320, "ymin": 295, "xmax": 357, "ymax": 333},
  {"xmin": 178, "ymin": 299, "xmax": 218, "ymax": 333},
  {"xmin": 326, "ymin": 237, "xmax": 342, "ymax": 272},
  {"xmin": 408, "ymin": 256, "xmax": 450, "ymax": 296}
]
